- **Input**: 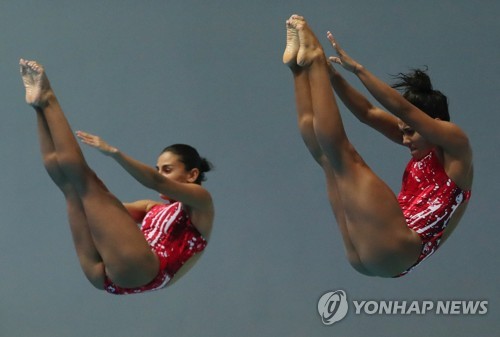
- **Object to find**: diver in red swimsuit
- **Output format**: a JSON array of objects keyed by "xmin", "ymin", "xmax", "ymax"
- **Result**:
[
  {"xmin": 104, "ymin": 201, "xmax": 207, "ymax": 294},
  {"xmin": 284, "ymin": 15, "xmax": 473, "ymax": 277},
  {"xmin": 396, "ymin": 149, "xmax": 471, "ymax": 276},
  {"xmin": 20, "ymin": 59, "xmax": 214, "ymax": 293}
]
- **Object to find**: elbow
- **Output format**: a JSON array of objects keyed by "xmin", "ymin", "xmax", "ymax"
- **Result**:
[
  {"xmin": 359, "ymin": 108, "xmax": 377, "ymax": 125},
  {"xmin": 137, "ymin": 170, "xmax": 162, "ymax": 191},
  {"xmin": 149, "ymin": 172, "xmax": 165, "ymax": 190}
]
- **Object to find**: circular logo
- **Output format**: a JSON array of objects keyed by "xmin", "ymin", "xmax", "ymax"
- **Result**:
[{"xmin": 318, "ymin": 290, "xmax": 348, "ymax": 325}]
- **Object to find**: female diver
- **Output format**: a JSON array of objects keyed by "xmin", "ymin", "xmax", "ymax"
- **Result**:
[
  {"xmin": 283, "ymin": 15, "xmax": 473, "ymax": 277},
  {"xmin": 20, "ymin": 59, "xmax": 214, "ymax": 293}
]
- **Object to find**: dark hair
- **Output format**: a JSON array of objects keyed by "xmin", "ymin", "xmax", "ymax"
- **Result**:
[
  {"xmin": 161, "ymin": 144, "xmax": 212, "ymax": 184},
  {"xmin": 392, "ymin": 67, "xmax": 450, "ymax": 121}
]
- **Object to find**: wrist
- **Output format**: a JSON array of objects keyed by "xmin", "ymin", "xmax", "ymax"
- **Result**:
[
  {"xmin": 108, "ymin": 147, "xmax": 120, "ymax": 158},
  {"xmin": 353, "ymin": 63, "xmax": 364, "ymax": 75}
]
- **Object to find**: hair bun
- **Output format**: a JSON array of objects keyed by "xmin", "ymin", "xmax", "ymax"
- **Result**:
[
  {"xmin": 392, "ymin": 67, "xmax": 433, "ymax": 93},
  {"xmin": 391, "ymin": 67, "xmax": 450, "ymax": 121},
  {"xmin": 200, "ymin": 157, "xmax": 213, "ymax": 173},
  {"xmin": 409, "ymin": 69, "xmax": 433, "ymax": 93}
]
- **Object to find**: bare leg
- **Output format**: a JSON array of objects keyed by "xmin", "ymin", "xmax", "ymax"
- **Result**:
[
  {"xmin": 21, "ymin": 59, "xmax": 159, "ymax": 287},
  {"xmin": 36, "ymin": 110, "xmax": 105, "ymax": 288},
  {"xmin": 284, "ymin": 17, "xmax": 370, "ymax": 275},
  {"xmin": 285, "ymin": 19, "xmax": 421, "ymax": 277}
]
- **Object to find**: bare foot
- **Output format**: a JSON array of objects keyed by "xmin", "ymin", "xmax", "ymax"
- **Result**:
[
  {"xmin": 19, "ymin": 59, "xmax": 54, "ymax": 108},
  {"xmin": 282, "ymin": 15, "xmax": 300, "ymax": 66},
  {"xmin": 293, "ymin": 16, "xmax": 324, "ymax": 66}
]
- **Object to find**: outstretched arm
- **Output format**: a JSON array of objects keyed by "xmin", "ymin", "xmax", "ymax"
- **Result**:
[
  {"xmin": 76, "ymin": 131, "xmax": 212, "ymax": 211},
  {"xmin": 327, "ymin": 54, "xmax": 402, "ymax": 144},
  {"xmin": 327, "ymin": 32, "xmax": 470, "ymax": 157}
]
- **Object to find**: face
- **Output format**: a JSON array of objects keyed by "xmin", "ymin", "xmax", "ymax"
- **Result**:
[
  {"xmin": 398, "ymin": 121, "xmax": 434, "ymax": 159},
  {"xmin": 156, "ymin": 151, "xmax": 199, "ymax": 184}
]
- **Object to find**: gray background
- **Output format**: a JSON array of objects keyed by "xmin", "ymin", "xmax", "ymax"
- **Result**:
[{"xmin": 1, "ymin": 1, "xmax": 498, "ymax": 336}]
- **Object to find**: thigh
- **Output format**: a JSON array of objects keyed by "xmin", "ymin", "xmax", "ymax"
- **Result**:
[
  {"xmin": 321, "ymin": 162, "xmax": 371, "ymax": 273},
  {"xmin": 330, "ymin": 149, "xmax": 421, "ymax": 276},
  {"xmin": 78, "ymin": 172, "xmax": 160, "ymax": 288}
]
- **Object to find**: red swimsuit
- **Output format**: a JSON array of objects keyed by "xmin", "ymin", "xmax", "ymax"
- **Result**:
[
  {"xmin": 104, "ymin": 202, "xmax": 207, "ymax": 294},
  {"xmin": 396, "ymin": 150, "xmax": 471, "ymax": 276}
]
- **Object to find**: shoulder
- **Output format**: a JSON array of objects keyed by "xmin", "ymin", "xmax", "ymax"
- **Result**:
[
  {"xmin": 438, "ymin": 145, "xmax": 474, "ymax": 190},
  {"xmin": 427, "ymin": 119, "xmax": 472, "ymax": 172},
  {"xmin": 433, "ymin": 119, "xmax": 472, "ymax": 157},
  {"xmin": 183, "ymin": 200, "xmax": 214, "ymax": 240}
]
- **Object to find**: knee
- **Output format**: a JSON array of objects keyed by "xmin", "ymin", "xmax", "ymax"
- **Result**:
[
  {"xmin": 43, "ymin": 152, "xmax": 68, "ymax": 186},
  {"xmin": 56, "ymin": 154, "xmax": 94, "ymax": 190},
  {"xmin": 42, "ymin": 152, "xmax": 89, "ymax": 192},
  {"xmin": 57, "ymin": 153, "xmax": 86, "ymax": 176},
  {"xmin": 315, "ymin": 131, "xmax": 349, "ymax": 160},
  {"xmin": 321, "ymin": 141, "xmax": 364, "ymax": 172},
  {"xmin": 298, "ymin": 114, "xmax": 314, "ymax": 132},
  {"xmin": 43, "ymin": 152, "xmax": 60, "ymax": 175}
]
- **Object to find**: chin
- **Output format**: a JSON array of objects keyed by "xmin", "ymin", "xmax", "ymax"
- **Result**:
[
  {"xmin": 408, "ymin": 146, "xmax": 419, "ymax": 156},
  {"xmin": 411, "ymin": 148, "xmax": 432, "ymax": 160}
]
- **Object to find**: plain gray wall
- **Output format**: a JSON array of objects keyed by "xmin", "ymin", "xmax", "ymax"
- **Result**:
[{"xmin": 1, "ymin": 1, "xmax": 498, "ymax": 336}]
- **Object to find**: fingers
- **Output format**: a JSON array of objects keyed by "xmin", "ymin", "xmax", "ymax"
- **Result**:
[
  {"xmin": 326, "ymin": 31, "xmax": 345, "ymax": 62},
  {"xmin": 326, "ymin": 31, "xmax": 338, "ymax": 49},
  {"xmin": 76, "ymin": 131, "xmax": 98, "ymax": 146},
  {"xmin": 329, "ymin": 56, "xmax": 342, "ymax": 65},
  {"xmin": 76, "ymin": 130, "xmax": 93, "ymax": 140},
  {"xmin": 326, "ymin": 32, "xmax": 342, "ymax": 68},
  {"xmin": 326, "ymin": 31, "xmax": 335, "ymax": 44},
  {"xmin": 75, "ymin": 131, "xmax": 116, "ymax": 155}
]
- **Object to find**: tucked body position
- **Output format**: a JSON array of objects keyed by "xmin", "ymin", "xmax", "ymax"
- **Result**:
[
  {"xmin": 20, "ymin": 59, "xmax": 214, "ymax": 294},
  {"xmin": 283, "ymin": 15, "xmax": 473, "ymax": 277}
]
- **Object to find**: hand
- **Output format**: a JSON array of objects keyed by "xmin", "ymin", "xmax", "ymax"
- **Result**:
[
  {"xmin": 76, "ymin": 131, "xmax": 118, "ymax": 155},
  {"xmin": 326, "ymin": 31, "xmax": 361, "ymax": 74}
]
